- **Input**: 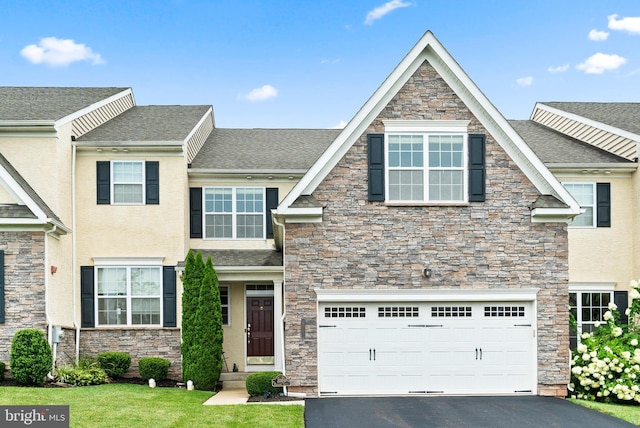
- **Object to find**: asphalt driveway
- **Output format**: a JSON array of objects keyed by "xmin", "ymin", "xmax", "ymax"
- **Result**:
[{"xmin": 304, "ymin": 396, "xmax": 635, "ymax": 428}]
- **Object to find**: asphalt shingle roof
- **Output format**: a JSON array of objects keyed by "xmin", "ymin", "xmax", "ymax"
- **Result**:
[
  {"xmin": 509, "ymin": 120, "xmax": 633, "ymax": 165},
  {"xmin": 0, "ymin": 87, "xmax": 128, "ymax": 121},
  {"xmin": 190, "ymin": 128, "xmax": 340, "ymax": 170},
  {"xmin": 541, "ymin": 102, "xmax": 640, "ymax": 136},
  {"xmin": 77, "ymin": 105, "xmax": 211, "ymax": 142},
  {"xmin": 183, "ymin": 249, "xmax": 282, "ymax": 267}
]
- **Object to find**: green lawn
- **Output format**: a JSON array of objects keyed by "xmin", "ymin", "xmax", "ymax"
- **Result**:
[
  {"xmin": 0, "ymin": 384, "xmax": 304, "ymax": 428},
  {"xmin": 569, "ymin": 398, "xmax": 640, "ymax": 426}
]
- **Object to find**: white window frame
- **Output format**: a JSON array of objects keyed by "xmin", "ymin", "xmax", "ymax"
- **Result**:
[
  {"xmin": 203, "ymin": 187, "xmax": 266, "ymax": 239},
  {"xmin": 94, "ymin": 258, "xmax": 163, "ymax": 327},
  {"xmin": 111, "ymin": 160, "xmax": 145, "ymax": 205},
  {"xmin": 220, "ymin": 285, "xmax": 230, "ymax": 326},
  {"xmin": 569, "ymin": 283, "xmax": 615, "ymax": 346},
  {"xmin": 384, "ymin": 120, "xmax": 469, "ymax": 204},
  {"xmin": 562, "ymin": 182, "xmax": 596, "ymax": 228}
]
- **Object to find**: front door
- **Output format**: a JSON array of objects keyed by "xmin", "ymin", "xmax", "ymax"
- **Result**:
[{"xmin": 246, "ymin": 296, "xmax": 274, "ymax": 364}]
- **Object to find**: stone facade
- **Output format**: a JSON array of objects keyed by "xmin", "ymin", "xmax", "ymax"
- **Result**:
[
  {"xmin": 0, "ymin": 232, "xmax": 46, "ymax": 362},
  {"xmin": 284, "ymin": 60, "xmax": 570, "ymax": 397},
  {"xmin": 80, "ymin": 328, "xmax": 182, "ymax": 379}
]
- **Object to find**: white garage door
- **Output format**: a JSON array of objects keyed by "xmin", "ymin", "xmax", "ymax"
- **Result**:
[{"xmin": 318, "ymin": 301, "xmax": 535, "ymax": 396}]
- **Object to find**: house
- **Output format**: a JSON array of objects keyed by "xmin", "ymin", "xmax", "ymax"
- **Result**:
[
  {"xmin": 2, "ymin": 30, "xmax": 635, "ymax": 397},
  {"xmin": 510, "ymin": 103, "xmax": 640, "ymax": 348}
]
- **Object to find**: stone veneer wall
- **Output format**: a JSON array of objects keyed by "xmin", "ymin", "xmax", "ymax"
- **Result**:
[
  {"xmin": 54, "ymin": 327, "xmax": 77, "ymax": 368},
  {"xmin": 0, "ymin": 232, "xmax": 46, "ymax": 363},
  {"xmin": 284, "ymin": 60, "xmax": 570, "ymax": 397},
  {"xmin": 80, "ymin": 328, "xmax": 182, "ymax": 379}
]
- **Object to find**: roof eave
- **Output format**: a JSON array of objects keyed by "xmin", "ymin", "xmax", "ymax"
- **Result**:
[
  {"xmin": 0, "ymin": 121, "xmax": 58, "ymax": 136},
  {"xmin": 530, "ymin": 207, "xmax": 581, "ymax": 223}
]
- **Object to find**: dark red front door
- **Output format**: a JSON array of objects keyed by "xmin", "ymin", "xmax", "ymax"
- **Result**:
[{"xmin": 246, "ymin": 296, "xmax": 274, "ymax": 357}]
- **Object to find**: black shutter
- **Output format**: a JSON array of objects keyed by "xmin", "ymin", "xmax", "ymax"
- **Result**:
[
  {"xmin": 368, "ymin": 134, "xmax": 385, "ymax": 201},
  {"xmin": 80, "ymin": 266, "xmax": 95, "ymax": 328},
  {"xmin": 96, "ymin": 161, "xmax": 110, "ymax": 204},
  {"xmin": 596, "ymin": 183, "xmax": 611, "ymax": 227},
  {"xmin": 0, "ymin": 251, "xmax": 5, "ymax": 324},
  {"xmin": 266, "ymin": 188, "xmax": 279, "ymax": 239},
  {"xmin": 615, "ymin": 291, "xmax": 629, "ymax": 324},
  {"xmin": 163, "ymin": 266, "xmax": 177, "ymax": 328},
  {"xmin": 468, "ymin": 134, "xmax": 486, "ymax": 202},
  {"xmin": 190, "ymin": 187, "xmax": 203, "ymax": 238},
  {"xmin": 145, "ymin": 161, "xmax": 160, "ymax": 205}
]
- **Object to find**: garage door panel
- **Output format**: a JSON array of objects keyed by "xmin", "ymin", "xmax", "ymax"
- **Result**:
[{"xmin": 318, "ymin": 301, "xmax": 535, "ymax": 396}]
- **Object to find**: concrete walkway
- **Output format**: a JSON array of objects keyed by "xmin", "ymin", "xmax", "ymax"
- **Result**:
[{"xmin": 203, "ymin": 388, "xmax": 304, "ymax": 406}]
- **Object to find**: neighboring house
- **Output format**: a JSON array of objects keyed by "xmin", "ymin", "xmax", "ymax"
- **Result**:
[
  {"xmin": 510, "ymin": 102, "xmax": 640, "ymax": 348},
  {"xmin": 0, "ymin": 30, "xmax": 635, "ymax": 398}
]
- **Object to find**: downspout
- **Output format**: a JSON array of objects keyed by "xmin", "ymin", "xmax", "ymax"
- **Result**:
[
  {"xmin": 44, "ymin": 224, "xmax": 57, "ymax": 376},
  {"xmin": 71, "ymin": 142, "xmax": 80, "ymax": 363}
]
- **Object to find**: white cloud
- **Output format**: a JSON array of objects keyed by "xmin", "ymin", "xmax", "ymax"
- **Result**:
[
  {"xmin": 364, "ymin": 0, "xmax": 411, "ymax": 25},
  {"xmin": 576, "ymin": 53, "xmax": 627, "ymax": 74},
  {"xmin": 332, "ymin": 120, "xmax": 347, "ymax": 129},
  {"xmin": 608, "ymin": 14, "xmax": 640, "ymax": 35},
  {"xmin": 20, "ymin": 37, "xmax": 104, "ymax": 67},
  {"xmin": 516, "ymin": 77, "xmax": 533, "ymax": 87},
  {"xmin": 239, "ymin": 85, "xmax": 278, "ymax": 102},
  {"xmin": 548, "ymin": 64, "xmax": 570, "ymax": 73},
  {"xmin": 588, "ymin": 29, "xmax": 609, "ymax": 41}
]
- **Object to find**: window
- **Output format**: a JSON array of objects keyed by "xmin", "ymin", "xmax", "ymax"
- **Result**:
[
  {"xmin": 96, "ymin": 161, "xmax": 159, "ymax": 205},
  {"xmin": 204, "ymin": 187, "xmax": 265, "ymax": 239},
  {"xmin": 563, "ymin": 182, "xmax": 611, "ymax": 228},
  {"xmin": 387, "ymin": 134, "xmax": 466, "ymax": 202},
  {"xmin": 220, "ymin": 286, "xmax": 230, "ymax": 326},
  {"xmin": 563, "ymin": 183, "xmax": 595, "ymax": 227},
  {"xmin": 570, "ymin": 290, "xmax": 613, "ymax": 348},
  {"xmin": 112, "ymin": 161, "xmax": 144, "ymax": 204},
  {"xmin": 96, "ymin": 266, "xmax": 162, "ymax": 326}
]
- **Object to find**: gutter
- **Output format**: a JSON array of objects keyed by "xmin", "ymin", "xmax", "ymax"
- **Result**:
[
  {"xmin": 44, "ymin": 224, "xmax": 56, "ymax": 375},
  {"xmin": 72, "ymin": 142, "xmax": 80, "ymax": 364}
]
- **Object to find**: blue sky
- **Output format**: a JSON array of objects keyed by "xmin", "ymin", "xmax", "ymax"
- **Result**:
[{"xmin": 2, "ymin": 1, "xmax": 640, "ymax": 128}]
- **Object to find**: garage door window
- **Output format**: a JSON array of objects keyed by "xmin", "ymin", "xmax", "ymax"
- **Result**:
[
  {"xmin": 484, "ymin": 306, "xmax": 525, "ymax": 317},
  {"xmin": 378, "ymin": 306, "xmax": 419, "ymax": 317},
  {"xmin": 324, "ymin": 307, "xmax": 366, "ymax": 318},
  {"xmin": 431, "ymin": 306, "xmax": 472, "ymax": 317}
]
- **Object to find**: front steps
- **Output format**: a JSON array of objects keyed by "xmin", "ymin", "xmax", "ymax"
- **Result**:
[{"xmin": 219, "ymin": 372, "xmax": 250, "ymax": 389}]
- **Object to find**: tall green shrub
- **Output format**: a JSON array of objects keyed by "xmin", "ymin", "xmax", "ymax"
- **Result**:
[
  {"xmin": 10, "ymin": 329, "xmax": 53, "ymax": 385},
  {"xmin": 97, "ymin": 351, "xmax": 131, "ymax": 378},
  {"xmin": 191, "ymin": 256, "xmax": 224, "ymax": 390},
  {"xmin": 139, "ymin": 357, "xmax": 171, "ymax": 381},
  {"xmin": 181, "ymin": 250, "xmax": 205, "ymax": 383}
]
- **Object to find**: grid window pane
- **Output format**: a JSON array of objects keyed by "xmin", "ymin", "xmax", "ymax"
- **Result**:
[
  {"xmin": 220, "ymin": 286, "xmax": 229, "ymax": 325},
  {"xmin": 563, "ymin": 183, "xmax": 595, "ymax": 227},
  {"xmin": 132, "ymin": 298, "xmax": 161, "ymax": 325},
  {"xmin": 388, "ymin": 135, "xmax": 423, "ymax": 167},
  {"xmin": 203, "ymin": 187, "xmax": 265, "ymax": 239},
  {"xmin": 97, "ymin": 268, "xmax": 127, "ymax": 296},
  {"xmin": 131, "ymin": 268, "xmax": 161, "ymax": 296},
  {"xmin": 112, "ymin": 162, "xmax": 144, "ymax": 204},
  {"xmin": 571, "ymin": 291, "xmax": 612, "ymax": 348},
  {"xmin": 98, "ymin": 298, "xmax": 127, "ymax": 325},
  {"xmin": 237, "ymin": 214, "xmax": 263, "ymax": 238}
]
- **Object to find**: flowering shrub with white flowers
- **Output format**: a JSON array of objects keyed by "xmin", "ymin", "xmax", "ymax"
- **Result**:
[{"xmin": 569, "ymin": 279, "xmax": 640, "ymax": 403}]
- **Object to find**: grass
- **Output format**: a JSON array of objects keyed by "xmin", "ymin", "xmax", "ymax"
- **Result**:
[
  {"xmin": 0, "ymin": 384, "xmax": 304, "ymax": 428},
  {"xmin": 569, "ymin": 398, "xmax": 640, "ymax": 426}
]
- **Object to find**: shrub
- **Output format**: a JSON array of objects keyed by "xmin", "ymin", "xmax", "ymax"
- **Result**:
[
  {"xmin": 97, "ymin": 352, "xmax": 131, "ymax": 378},
  {"xmin": 0, "ymin": 361, "xmax": 5, "ymax": 381},
  {"xmin": 138, "ymin": 357, "xmax": 171, "ymax": 381},
  {"xmin": 246, "ymin": 371, "xmax": 283, "ymax": 397},
  {"xmin": 569, "ymin": 278, "xmax": 640, "ymax": 403},
  {"xmin": 10, "ymin": 329, "xmax": 53, "ymax": 385},
  {"xmin": 55, "ymin": 364, "xmax": 109, "ymax": 386}
]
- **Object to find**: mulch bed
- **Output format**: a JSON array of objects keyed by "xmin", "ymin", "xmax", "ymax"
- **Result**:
[
  {"xmin": 247, "ymin": 393, "xmax": 304, "ymax": 402},
  {"xmin": 0, "ymin": 377, "xmax": 186, "ymax": 388}
]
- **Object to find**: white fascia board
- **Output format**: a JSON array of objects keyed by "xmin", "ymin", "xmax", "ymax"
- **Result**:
[
  {"xmin": 215, "ymin": 266, "xmax": 283, "ymax": 282},
  {"xmin": 530, "ymin": 207, "xmax": 580, "ymax": 223},
  {"xmin": 569, "ymin": 282, "xmax": 616, "ymax": 291},
  {"xmin": 0, "ymin": 120, "xmax": 58, "ymax": 136},
  {"xmin": 182, "ymin": 107, "xmax": 214, "ymax": 147},
  {"xmin": 92, "ymin": 257, "xmax": 165, "ymax": 266},
  {"xmin": 315, "ymin": 288, "xmax": 540, "ymax": 302},
  {"xmin": 278, "ymin": 207, "xmax": 323, "ymax": 224},
  {"xmin": 0, "ymin": 168, "xmax": 49, "ymax": 222},
  {"xmin": 54, "ymin": 88, "xmax": 134, "ymax": 129},
  {"xmin": 533, "ymin": 103, "xmax": 640, "ymax": 143}
]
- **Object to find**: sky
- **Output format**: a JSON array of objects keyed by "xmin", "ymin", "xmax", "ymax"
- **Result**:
[{"xmin": 2, "ymin": 1, "xmax": 640, "ymax": 128}]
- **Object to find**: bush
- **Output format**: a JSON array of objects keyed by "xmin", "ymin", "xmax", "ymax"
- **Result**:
[
  {"xmin": 97, "ymin": 352, "xmax": 131, "ymax": 378},
  {"xmin": 138, "ymin": 357, "xmax": 171, "ymax": 381},
  {"xmin": 55, "ymin": 364, "xmax": 109, "ymax": 386},
  {"xmin": 570, "ymin": 278, "xmax": 640, "ymax": 403},
  {"xmin": 10, "ymin": 329, "xmax": 53, "ymax": 385},
  {"xmin": 0, "ymin": 361, "xmax": 5, "ymax": 381},
  {"xmin": 246, "ymin": 371, "xmax": 283, "ymax": 397}
]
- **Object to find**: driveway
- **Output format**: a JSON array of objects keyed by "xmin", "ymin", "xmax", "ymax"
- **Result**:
[{"xmin": 304, "ymin": 396, "xmax": 635, "ymax": 428}]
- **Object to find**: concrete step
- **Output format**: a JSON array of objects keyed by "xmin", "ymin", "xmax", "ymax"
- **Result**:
[
  {"xmin": 220, "ymin": 372, "xmax": 250, "ymax": 382},
  {"xmin": 222, "ymin": 380, "xmax": 247, "ymax": 389}
]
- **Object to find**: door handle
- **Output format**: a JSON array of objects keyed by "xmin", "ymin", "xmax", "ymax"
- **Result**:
[
  {"xmin": 373, "ymin": 348, "xmax": 376, "ymax": 361},
  {"xmin": 475, "ymin": 348, "xmax": 478, "ymax": 360},
  {"xmin": 246, "ymin": 323, "xmax": 251, "ymax": 343},
  {"xmin": 480, "ymin": 348, "xmax": 483, "ymax": 360},
  {"xmin": 369, "ymin": 348, "xmax": 372, "ymax": 361}
]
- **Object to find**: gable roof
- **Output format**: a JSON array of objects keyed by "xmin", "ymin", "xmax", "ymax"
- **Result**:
[
  {"xmin": 276, "ymin": 30, "xmax": 581, "ymax": 222},
  {"xmin": 540, "ymin": 102, "xmax": 640, "ymax": 136},
  {"xmin": 76, "ymin": 105, "xmax": 212, "ymax": 148},
  {"xmin": 0, "ymin": 87, "xmax": 129, "ymax": 121},
  {"xmin": 0, "ymin": 153, "xmax": 69, "ymax": 235},
  {"xmin": 190, "ymin": 128, "xmax": 340, "ymax": 172},
  {"xmin": 509, "ymin": 120, "xmax": 635, "ymax": 167}
]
